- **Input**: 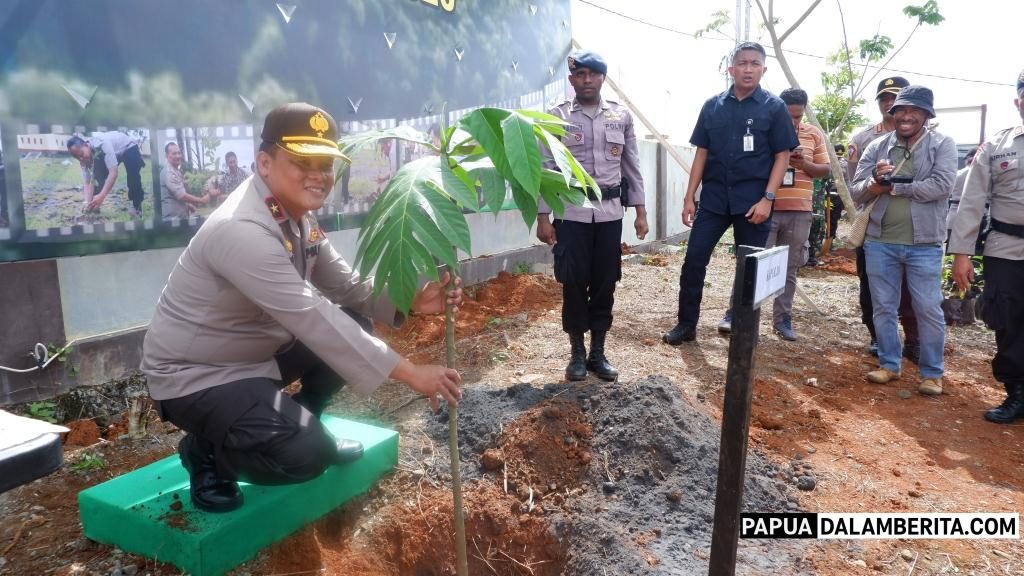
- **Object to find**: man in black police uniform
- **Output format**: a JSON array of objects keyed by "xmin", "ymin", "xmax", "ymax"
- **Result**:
[
  {"xmin": 536, "ymin": 50, "xmax": 648, "ymax": 381},
  {"xmin": 950, "ymin": 69, "xmax": 1024, "ymax": 423},
  {"xmin": 663, "ymin": 42, "xmax": 797, "ymax": 344}
]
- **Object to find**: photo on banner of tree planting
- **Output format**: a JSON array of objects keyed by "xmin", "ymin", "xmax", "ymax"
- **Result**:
[
  {"xmin": 326, "ymin": 118, "xmax": 404, "ymax": 216},
  {"xmin": 154, "ymin": 125, "xmax": 256, "ymax": 223},
  {"xmin": 17, "ymin": 126, "xmax": 155, "ymax": 232}
]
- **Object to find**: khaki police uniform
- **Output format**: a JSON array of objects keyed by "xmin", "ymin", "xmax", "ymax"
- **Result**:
[
  {"xmin": 142, "ymin": 103, "xmax": 404, "ymax": 492},
  {"xmin": 143, "ymin": 171, "xmax": 403, "ymax": 483},
  {"xmin": 539, "ymin": 97, "xmax": 645, "ymax": 338},
  {"xmin": 949, "ymin": 123, "xmax": 1024, "ymax": 416}
]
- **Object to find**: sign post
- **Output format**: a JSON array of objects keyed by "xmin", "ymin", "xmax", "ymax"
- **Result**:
[{"xmin": 708, "ymin": 244, "xmax": 787, "ymax": 576}]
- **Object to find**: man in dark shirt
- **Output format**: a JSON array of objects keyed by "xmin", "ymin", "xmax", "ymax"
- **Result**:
[{"xmin": 664, "ymin": 42, "xmax": 798, "ymax": 344}]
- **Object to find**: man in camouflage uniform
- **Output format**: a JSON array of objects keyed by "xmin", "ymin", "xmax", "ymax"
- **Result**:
[{"xmin": 806, "ymin": 177, "xmax": 827, "ymax": 266}]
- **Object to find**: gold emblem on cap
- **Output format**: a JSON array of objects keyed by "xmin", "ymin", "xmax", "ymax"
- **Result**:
[
  {"xmin": 567, "ymin": 56, "xmax": 576, "ymax": 69},
  {"xmin": 309, "ymin": 111, "xmax": 330, "ymax": 138},
  {"xmin": 885, "ymin": 79, "xmax": 894, "ymax": 86}
]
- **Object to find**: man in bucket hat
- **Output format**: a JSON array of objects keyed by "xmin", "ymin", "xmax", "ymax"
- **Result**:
[
  {"xmin": 850, "ymin": 86, "xmax": 957, "ymax": 396},
  {"xmin": 142, "ymin": 103, "xmax": 463, "ymax": 512},
  {"xmin": 847, "ymin": 76, "xmax": 920, "ymax": 361}
]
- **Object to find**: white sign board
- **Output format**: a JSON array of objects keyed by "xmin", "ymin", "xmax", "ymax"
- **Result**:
[{"xmin": 744, "ymin": 246, "xmax": 788, "ymax": 309}]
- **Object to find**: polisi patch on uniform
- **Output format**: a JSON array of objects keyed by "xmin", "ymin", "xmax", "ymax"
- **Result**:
[{"xmin": 265, "ymin": 196, "xmax": 287, "ymax": 222}]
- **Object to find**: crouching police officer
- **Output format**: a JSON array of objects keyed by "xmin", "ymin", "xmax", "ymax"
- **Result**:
[
  {"xmin": 536, "ymin": 50, "xmax": 648, "ymax": 382},
  {"xmin": 142, "ymin": 103, "xmax": 462, "ymax": 512},
  {"xmin": 951, "ymin": 70, "xmax": 1024, "ymax": 424}
]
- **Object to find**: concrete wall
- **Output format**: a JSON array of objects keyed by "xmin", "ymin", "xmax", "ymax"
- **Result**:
[{"xmin": 0, "ymin": 141, "xmax": 692, "ymax": 404}]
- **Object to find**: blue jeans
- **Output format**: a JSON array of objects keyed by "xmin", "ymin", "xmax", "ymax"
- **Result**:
[{"xmin": 863, "ymin": 240, "xmax": 945, "ymax": 378}]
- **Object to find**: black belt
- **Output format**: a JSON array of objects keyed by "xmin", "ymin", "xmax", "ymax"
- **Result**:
[
  {"xmin": 991, "ymin": 217, "xmax": 1024, "ymax": 238},
  {"xmin": 574, "ymin": 183, "xmax": 621, "ymax": 201}
]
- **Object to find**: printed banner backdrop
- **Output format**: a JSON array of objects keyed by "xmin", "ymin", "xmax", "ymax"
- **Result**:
[{"xmin": 0, "ymin": 0, "xmax": 571, "ymax": 262}]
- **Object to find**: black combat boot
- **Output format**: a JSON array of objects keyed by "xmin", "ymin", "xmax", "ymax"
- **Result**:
[
  {"xmin": 984, "ymin": 383, "xmax": 1024, "ymax": 424},
  {"xmin": 586, "ymin": 330, "xmax": 619, "ymax": 382},
  {"xmin": 179, "ymin": 435, "xmax": 243, "ymax": 513},
  {"xmin": 565, "ymin": 332, "xmax": 588, "ymax": 382}
]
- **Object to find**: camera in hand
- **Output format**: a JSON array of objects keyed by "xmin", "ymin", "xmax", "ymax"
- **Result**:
[{"xmin": 878, "ymin": 173, "xmax": 914, "ymax": 185}]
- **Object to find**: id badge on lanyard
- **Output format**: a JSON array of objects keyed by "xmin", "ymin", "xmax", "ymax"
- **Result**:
[{"xmin": 743, "ymin": 118, "xmax": 754, "ymax": 152}]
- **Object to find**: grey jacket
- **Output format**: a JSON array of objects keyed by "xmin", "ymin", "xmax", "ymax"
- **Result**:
[{"xmin": 851, "ymin": 129, "xmax": 957, "ymax": 245}]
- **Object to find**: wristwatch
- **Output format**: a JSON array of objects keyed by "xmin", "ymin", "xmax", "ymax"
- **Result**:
[{"xmin": 764, "ymin": 190, "xmax": 776, "ymax": 201}]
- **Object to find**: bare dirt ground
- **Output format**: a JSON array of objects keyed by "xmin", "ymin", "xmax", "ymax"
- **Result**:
[{"xmin": 2, "ymin": 235, "xmax": 1023, "ymax": 575}]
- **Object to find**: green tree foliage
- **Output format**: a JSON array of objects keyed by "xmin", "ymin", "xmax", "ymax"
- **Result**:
[
  {"xmin": 810, "ymin": 50, "xmax": 868, "ymax": 143},
  {"xmin": 340, "ymin": 108, "xmax": 594, "ymax": 313}
]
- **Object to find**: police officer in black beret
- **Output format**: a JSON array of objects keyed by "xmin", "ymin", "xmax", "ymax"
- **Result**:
[{"xmin": 537, "ymin": 50, "xmax": 648, "ymax": 382}]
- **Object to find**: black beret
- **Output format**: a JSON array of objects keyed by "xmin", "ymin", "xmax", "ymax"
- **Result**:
[
  {"xmin": 567, "ymin": 50, "xmax": 607, "ymax": 76},
  {"xmin": 261, "ymin": 102, "xmax": 349, "ymax": 160},
  {"xmin": 875, "ymin": 76, "xmax": 910, "ymax": 99}
]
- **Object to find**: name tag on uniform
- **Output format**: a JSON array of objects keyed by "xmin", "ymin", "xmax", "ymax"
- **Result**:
[{"xmin": 743, "ymin": 133, "xmax": 755, "ymax": 152}]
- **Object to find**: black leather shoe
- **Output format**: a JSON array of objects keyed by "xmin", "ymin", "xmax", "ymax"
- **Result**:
[
  {"xmin": 586, "ymin": 330, "xmax": 619, "ymax": 382},
  {"xmin": 178, "ymin": 436, "xmax": 243, "ymax": 513},
  {"xmin": 565, "ymin": 332, "xmax": 588, "ymax": 381},
  {"xmin": 663, "ymin": 323, "xmax": 696, "ymax": 345},
  {"xmin": 984, "ymin": 384, "xmax": 1024, "ymax": 424},
  {"xmin": 335, "ymin": 439, "xmax": 365, "ymax": 463}
]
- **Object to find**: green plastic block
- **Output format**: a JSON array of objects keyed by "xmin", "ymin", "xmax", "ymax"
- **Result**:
[{"xmin": 78, "ymin": 417, "xmax": 398, "ymax": 576}]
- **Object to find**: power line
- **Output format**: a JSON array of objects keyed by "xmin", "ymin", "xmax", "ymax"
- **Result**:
[{"xmin": 575, "ymin": 0, "xmax": 1014, "ymax": 88}]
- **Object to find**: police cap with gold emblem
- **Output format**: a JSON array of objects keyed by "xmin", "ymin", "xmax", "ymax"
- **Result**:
[
  {"xmin": 261, "ymin": 102, "xmax": 350, "ymax": 161},
  {"xmin": 567, "ymin": 50, "xmax": 607, "ymax": 76},
  {"xmin": 875, "ymin": 76, "xmax": 910, "ymax": 100}
]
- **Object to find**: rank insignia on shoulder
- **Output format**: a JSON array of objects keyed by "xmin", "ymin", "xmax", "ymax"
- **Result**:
[{"xmin": 265, "ymin": 196, "xmax": 287, "ymax": 222}]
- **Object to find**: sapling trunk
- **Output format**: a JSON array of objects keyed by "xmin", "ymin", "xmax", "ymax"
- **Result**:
[{"xmin": 445, "ymin": 262, "xmax": 468, "ymax": 576}]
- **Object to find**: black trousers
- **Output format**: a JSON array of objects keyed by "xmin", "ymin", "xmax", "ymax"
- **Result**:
[
  {"xmin": 828, "ymin": 193, "xmax": 844, "ymax": 238},
  {"xmin": 156, "ymin": 341, "xmax": 346, "ymax": 486},
  {"xmin": 92, "ymin": 145, "xmax": 146, "ymax": 210},
  {"xmin": 676, "ymin": 207, "xmax": 771, "ymax": 326},
  {"xmin": 855, "ymin": 246, "xmax": 918, "ymax": 343},
  {"xmin": 981, "ymin": 257, "xmax": 1024, "ymax": 387},
  {"xmin": 552, "ymin": 218, "xmax": 622, "ymax": 334}
]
